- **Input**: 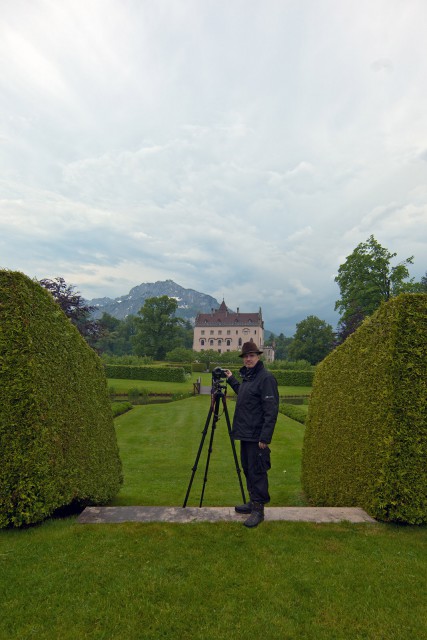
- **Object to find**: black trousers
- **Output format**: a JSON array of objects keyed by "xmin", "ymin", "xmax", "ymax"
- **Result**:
[{"xmin": 239, "ymin": 440, "xmax": 271, "ymax": 505}]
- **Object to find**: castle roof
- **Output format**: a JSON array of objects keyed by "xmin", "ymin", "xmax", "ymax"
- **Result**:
[{"xmin": 194, "ymin": 301, "xmax": 263, "ymax": 328}]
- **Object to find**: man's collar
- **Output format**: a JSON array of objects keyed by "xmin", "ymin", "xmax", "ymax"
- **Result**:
[{"xmin": 240, "ymin": 359, "xmax": 264, "ymax": 379}]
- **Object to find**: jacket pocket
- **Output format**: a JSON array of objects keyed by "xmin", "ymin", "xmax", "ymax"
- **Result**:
[{"xmin": 256, "ymin": 447, "xmax": 271, "ymax": 473}]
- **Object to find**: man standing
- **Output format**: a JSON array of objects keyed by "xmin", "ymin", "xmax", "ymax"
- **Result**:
[{"xmin": 224, "ymin": 341, "xmax": 279, "ymax": 528}]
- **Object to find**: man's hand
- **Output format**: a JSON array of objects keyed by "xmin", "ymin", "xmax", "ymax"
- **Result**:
[
  {"xmin": 258, "ymin": 442, "xmax": 268, "ymax": 449},
  {"xmin": 223, "ymin": 369, "xmax": 232, "ymax": 378}
]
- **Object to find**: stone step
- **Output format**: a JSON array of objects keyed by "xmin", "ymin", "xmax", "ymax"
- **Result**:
[{"xmin": 78, "ymin": 505, "xmax": 376, "ymax": 524}]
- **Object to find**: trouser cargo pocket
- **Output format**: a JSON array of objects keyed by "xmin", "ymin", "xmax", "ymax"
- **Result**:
[{"xmin": 256, "ymin": 447, "xmax": 271, "ymax": 473}]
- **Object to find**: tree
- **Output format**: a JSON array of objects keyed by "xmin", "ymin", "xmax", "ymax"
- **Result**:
[
  {"xmin": 39, "ymin": 277, "xmax": 102, "ymax": 347},
  {"xmin": 412, "ymin": 270, "xmax": 427, "ymax": 293},
  {"xmin": 132, "ymin": 296, "xmax": 183, "ymax": 360},
  {"xmin": 177, "ymin": 319, "xmax": 194, "ymax": 350},
  {"xmin": 288, "ymin": 315, "xmax": 335, "ymax": 365},
  {"xmin": 334, "ymin": 235, "xmax": 414, "ymax": 339},
  {"xmin": 266, "ymin": 332, "xmax": 294, "ymax": 361},
  {"xmin": 94, "ymin": 313, "xmax": 138, "ymax": 356},
  {"xmin": 335, "ymin": 305, "xmax": 366, "ymax": 345}
]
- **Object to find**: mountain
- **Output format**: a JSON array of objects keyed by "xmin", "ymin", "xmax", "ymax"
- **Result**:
[{"xmin": 88, "ymin": 279, "xmax": 223, "ymax": 324}]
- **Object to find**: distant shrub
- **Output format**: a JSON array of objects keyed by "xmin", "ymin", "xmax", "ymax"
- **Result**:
[
  {"xmin": 111, "ymin": 401, "xmax": 133, "ymax": 417},
  {"xmin": 104, "ymin": 364, "xmax": 186, "ymax": 383},
  {"xmin": 101, "ymin": 354, "xmax": 153, "ymax": 365},
  {"xmin": 302, "ymin": 294, "xmax": 427, "ymax": 525},
  {"xmin": 165, "ymin": 348, "xmax": 196, "ymax": 362},
  {"xmin": 168, "ymin": 363, "xmax": 192, "ymax": 375},
  {"xmin": 270, "ymin": 370, "xmax": 314, "ymax": 386},
  {"xmin": 127, "ymin": 386, "xmax": 145, "ymax": 400},
  {"xmin": 0, "ymin": 271, "xmax": 122, "ymax": 528},
  {"xmin": 269, "ymin": 360, "xmax": 314, "ymax": 371},
  {"xmin": 279, "ymin": 403, "xmax": 307, "ymax": 425}
]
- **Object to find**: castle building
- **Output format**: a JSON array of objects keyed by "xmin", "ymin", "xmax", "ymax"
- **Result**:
[{"xmin": 193, "ymin": 301, "xmax": 274, "ymax": 361}]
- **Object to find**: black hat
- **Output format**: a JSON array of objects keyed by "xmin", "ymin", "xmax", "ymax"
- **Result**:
[{"xmin": 238, "ymin": 341, "xmax": 263, "ymax": 357}]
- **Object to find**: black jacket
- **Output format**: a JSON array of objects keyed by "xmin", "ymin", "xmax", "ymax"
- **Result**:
[{"xmin": 227, "ymin": 361, "xmax": 279, "ymax": 444}]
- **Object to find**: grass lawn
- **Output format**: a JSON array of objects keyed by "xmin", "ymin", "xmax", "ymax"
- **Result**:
[
  {"xmin": 1, "ymin": 397, "xmax": 426, "ymax": 639},
  {"xmin": 112, "ymin": 396, "xmax": 305, "ymax": 507}
]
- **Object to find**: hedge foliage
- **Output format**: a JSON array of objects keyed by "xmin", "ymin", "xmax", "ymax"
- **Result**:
[
  {"xmin": 168, "ymin": 363, "xmax": 192, "ymax": 375},
  {"xmin": 0, "ymin": 271, "xmax": 122, "ymax": 528},
  {"xmin": 271, "ymin": 369, "xmax": 314, "ymax": 386},
  {"xmin": 104, "ymin": 364, "xmax": 186, "ymax": 382},
  {"xmin": 198, "ymin": 365, "xmax": 314, "ymax": 386},
  {"xmin": 111, "ymin": 401, "xmax": 133, "ymax": 417},
  {"xmin": 279, "ymin": 403, "xmax": 307, "ymax": 425},
  {"xmin": 302, "ymin": 294, "xmax": 427, "ymax": 524}
]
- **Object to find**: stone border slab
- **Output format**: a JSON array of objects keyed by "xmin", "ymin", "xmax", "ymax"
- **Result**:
[{"xmin": 78, "ymin": 506, "xmax": 376, "ymax": 524}]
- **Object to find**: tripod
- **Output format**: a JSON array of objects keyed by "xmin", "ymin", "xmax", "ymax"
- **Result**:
[{"xmin": 183, "ymin": 375, "xmax": 247, "ymax": 508}]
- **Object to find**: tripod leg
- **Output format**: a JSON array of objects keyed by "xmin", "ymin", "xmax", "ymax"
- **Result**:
[
  {"xmin": 222, "ymin": 397, "xmax": 247, "ymax": 504},
  {"xmin": 199, "ymin": 394, "xmax": 221, "ymax": 507},
  {"xmin": 182, "ymin": 402, "xmax": 214, "ymax": 507}
]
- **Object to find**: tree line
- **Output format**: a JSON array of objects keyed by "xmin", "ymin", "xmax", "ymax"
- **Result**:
[{"xmin": 39, "ymin": 235, "xmax": 426, "ymax": 365}]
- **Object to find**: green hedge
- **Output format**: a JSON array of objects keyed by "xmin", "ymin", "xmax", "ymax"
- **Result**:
[
  {"xmin": 111, "ymin": 401, "xmax": 133, "ymax": 417},
  {"xmin": 302, "ymin": 294, "xmax": 427, "ymax": 524},
  {"xmin": 270, "ymin": 370, "xmax": 314, "ymax": 386},
  {"xmin": 168, "ymin": 363, "xmax": 192, "ymax": 375},
  {"xmin": 279, "ymin": 403, "xmax": 307, "ymax": 425},
  {"xmin": 195, "ymin": 366, "xmax": 314, "ymax": 386},
  {"xmin": 0, "ymin": 271, "xmax": 122, "ymax": 528},
  {"xmin": 192, "ymin": 363, "xmax": 206, "ymax": 373},
  {"xmin": 104, "ymin": 364, "xmax": 186, "ymax": 382}
]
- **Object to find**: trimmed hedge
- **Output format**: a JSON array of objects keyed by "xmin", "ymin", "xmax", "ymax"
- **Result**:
[
  {"xmin": 302, "ymin": 294, "xmax": 427, "ymax": 524},
  {"xmin": 279, "ymin": 403, "xmax": 307, "ymax": 425},
  {"xmin": 0, "ymin": 271, "xmax": 122, "ymax": 528},
  {"xmin": 111, "ymin": 401, "xmax": 133, "ymax": 417},
  {"xmin": 104, "ymin": 364, "xmax": 186, "ymax": 382},
  {"xmin": 196, "ymin": 365, "xmax": 314, "ymax": 386},
  {"xmin": 168, "ymin": 363, "xmax": 192, "ymax": 375},
  {"xmin": 271, "ymin": 369, "xmax": 314, "ymax": 386}
]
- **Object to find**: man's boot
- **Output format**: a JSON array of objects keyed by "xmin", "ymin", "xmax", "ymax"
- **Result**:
[
  {"xmin": 243, "ymin": 502, "xmax": 264, "ymax": 528},
  {"xmin": 235, "ymin": 501, "xmax": 252, "ymax": 514}
]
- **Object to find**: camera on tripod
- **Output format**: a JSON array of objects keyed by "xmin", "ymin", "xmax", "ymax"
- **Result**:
[
  {"xmin": 212, "ymin": 366, "xmax": 227, "ymax": 380},
  {"xmin": 183, "ymin": 364, "xmax": 246, "ymax": 508}
]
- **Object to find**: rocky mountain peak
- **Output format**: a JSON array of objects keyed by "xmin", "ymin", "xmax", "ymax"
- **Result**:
[{"xmin": 88, "ymin": 280, "xmax": 225, "ymax": 324}]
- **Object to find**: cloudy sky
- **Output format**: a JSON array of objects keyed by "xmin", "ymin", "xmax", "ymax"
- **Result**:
[{"xmin": 1, "ymin": 0, "xmax": 426, "ymax": 334}]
